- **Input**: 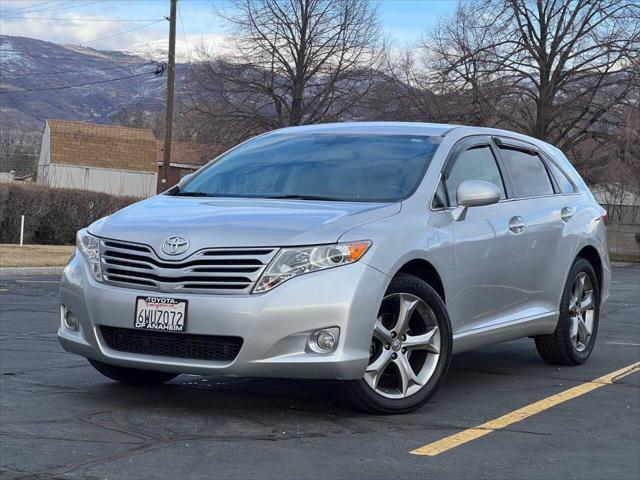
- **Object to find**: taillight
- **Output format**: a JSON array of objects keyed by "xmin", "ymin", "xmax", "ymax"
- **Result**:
[{"xmin": 601, "ymin": 212, "xmax": 608, "ymax": 225}]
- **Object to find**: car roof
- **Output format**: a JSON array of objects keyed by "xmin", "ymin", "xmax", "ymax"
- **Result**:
[
  {"xmin": 270, "ymin": 122, "xmax": 457, "ymax": 137},
  {"xmin": 269, "ymin": 121, "xmax": 556, "ymax": 151}
]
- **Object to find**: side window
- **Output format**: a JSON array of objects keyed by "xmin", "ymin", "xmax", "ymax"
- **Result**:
[
  {"xmin": 445, "ymin": 146, "xmax": 506, "ymax": 206},
  {"xmin": 432, "ymin": 180, "xmax": 447, "ymax": 209},
  {"xmin": 546, "ymin": 160, "xmax": 575, "ymax": 194},
  {"xmin": 499, "ymin": 147, "xmax": 554, "ymax": 198}
]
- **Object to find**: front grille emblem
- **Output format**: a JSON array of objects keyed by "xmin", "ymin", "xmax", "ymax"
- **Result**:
[{"xmin": 162, "ymin": 236, "xmax": 190, "ymax": 256}]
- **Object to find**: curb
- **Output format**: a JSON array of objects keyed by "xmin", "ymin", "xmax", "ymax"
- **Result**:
[
  {"xmin": 0, "ymin": 266, "xmax": 65, "ymax": 276},
  {"xmin": 611, "ymin": 261, "xmax": 638, "ymax": 267}
]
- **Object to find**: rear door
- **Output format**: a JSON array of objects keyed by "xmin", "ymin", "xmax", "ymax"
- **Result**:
[
  {"xmin": 494, "ymin": 138, "xmax": 579, "ymax": 314},
  {"xmin": 438, "ymin": 136, "xmax": 528, "ymax": 334}
]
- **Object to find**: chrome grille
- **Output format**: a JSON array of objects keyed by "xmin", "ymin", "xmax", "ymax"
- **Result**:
[{"xmin": 100, "ymin": 239, "xmax": 277, "ymax": 294}]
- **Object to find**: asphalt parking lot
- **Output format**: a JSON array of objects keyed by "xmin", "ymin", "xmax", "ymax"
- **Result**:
[{"xmin": 1, "ymin": 265, "xmax": 638, "ymax": 480}]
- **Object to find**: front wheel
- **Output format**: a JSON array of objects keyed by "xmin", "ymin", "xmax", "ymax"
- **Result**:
[{"xmin": 345, "ymin": 273, "xmax": 452, "ymax": 414}]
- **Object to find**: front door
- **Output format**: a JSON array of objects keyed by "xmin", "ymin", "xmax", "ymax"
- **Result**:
[{"xmin": 441, "ymin": 137, "xmax": 528, "ymax": 334}]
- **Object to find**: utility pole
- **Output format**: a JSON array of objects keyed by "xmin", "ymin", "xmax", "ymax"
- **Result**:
[{"xmin": 161, "ymin": 0, "xmax": 177, "ymax": 191}]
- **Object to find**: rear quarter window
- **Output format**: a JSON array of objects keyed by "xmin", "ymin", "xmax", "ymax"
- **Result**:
[
  {"xmin": 546, "ymin": 160, "xmax": 576, "ymax": 194},
  {"xmin": 499, "ymin": 147, "xmax": 554, "ymax": 198}
]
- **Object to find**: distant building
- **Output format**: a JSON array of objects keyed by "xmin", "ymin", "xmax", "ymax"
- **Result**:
[
  {"xmin": 0, "ymin": 170, "xmax": 15, "ymax": 183},
  {"xmin": 156, "ymin": 141, "xmax": 221, "ymax": 193},
  {"xmin": 37, "ymin": 120, "xmax": 157, "ymax": 197}
]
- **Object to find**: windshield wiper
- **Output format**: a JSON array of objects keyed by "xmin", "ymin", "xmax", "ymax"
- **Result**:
[
  {"xmin": 265, "ymin": 194, "xmax": 342, "ymax": 201},
  {"xmin": 171, "ymin": 190, "xmax": 340, "ymax": 200},
  {"xmin": 172, "ymin": 190, "xmax": 214, "ymax": 197}
]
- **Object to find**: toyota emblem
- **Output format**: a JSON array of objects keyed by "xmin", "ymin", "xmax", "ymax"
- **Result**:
[{"xmin": 162, "ymin": 236, "xmax": 190, "ymax": 256}]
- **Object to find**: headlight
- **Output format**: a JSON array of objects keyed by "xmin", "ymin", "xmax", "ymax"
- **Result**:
[
  {"xmin": 253, "ymin": 241, "xmax": 371, "ymax": 293},
  {"xmin": 76, "ymin": 229, "xmax": 102, "ymax": 281}
]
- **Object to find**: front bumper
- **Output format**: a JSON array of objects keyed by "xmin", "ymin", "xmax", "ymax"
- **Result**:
[{"xmin": 58, "ymin": 253, "xmax": 390, "ymax": 380}]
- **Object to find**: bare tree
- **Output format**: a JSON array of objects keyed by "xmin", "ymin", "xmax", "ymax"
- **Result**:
[
  {"xmin": 576, "ymin": 81, "xmax": 640, "ymax": 222},
  {"xmin": 187, "ymin": 0, "xmax": 384, "ymax": 138},
  {"xmin": 0, "ymin": 124, "xmax": 39, "ymax": 176},
  {"xmin": 420, "ymin": 1, "xmax": 511, "ymax": 125},
  {"xmin": 422, "ymin": 0, "xmax": 640, "ymax": 150},
  {"xmin": 372, "ymin": 49, "xmax": 454, "ymax": 123},
  {"xmin": 110, "ymin": 103, "xmax": 165, "ymax": 139}
]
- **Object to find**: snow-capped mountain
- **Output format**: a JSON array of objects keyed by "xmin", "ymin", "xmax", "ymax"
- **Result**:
[
  {"xmin": 121, "ymin": 34, "xmax": 233, "ymax": 63},
  {"xmin": 0, "ymin": 35, "xmax": 184, "ymax": 138}
]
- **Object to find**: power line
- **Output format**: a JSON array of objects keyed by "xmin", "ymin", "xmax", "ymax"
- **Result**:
[
  {"xmin": 177, "ymin": 1, "xmax": 193, "ymax": 60},
  {"xmin": 0, "ymin": 47, "xmax": 153, "ymax": 60},
  {"xmin": 1, "ymin": 16, "xmax": 165, "ymax": 21},
  {"xmin": 1, "ymin": 60, "xmax": 156, "ymax": 77},
  {"xmin": 1, "ymin": 1, "xmax": 71, "ymax": 15},
  {"xmin": 0, "ymin": 53, "xmax": 135, "ymax": 60},
  {"xmin": 0, "ymin": 65, "xmax": 165, "ymax": 95},
  {"xmin": 1, "ymin": 0, "xmax": 102, "ymax": 16},
  {"xmin": 0, "ymin": 1, "xmax": 57, "ymax": 14},
  {"xmin": 81, "ymin": 19, "xmax": 166, "ymax": 45}
]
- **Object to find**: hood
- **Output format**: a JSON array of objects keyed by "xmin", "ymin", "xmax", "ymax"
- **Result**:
[{"xmin": 89, "ymin": 195, "xmax": 400, "ymax": 257}]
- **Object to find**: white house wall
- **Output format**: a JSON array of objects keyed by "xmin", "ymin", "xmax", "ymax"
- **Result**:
[
  {"xmin": 41, "ymin": 164, "xmax": 157, "ymax": 198},
  {"xmin": 36, "ymin": 123, "xmax": 51, "ymax": 184},
  {"xmin": 0, "ymin": 171, "xmax": 16, "ymax": 183}
]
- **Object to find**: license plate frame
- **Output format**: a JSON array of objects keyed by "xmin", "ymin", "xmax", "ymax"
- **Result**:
[{"xmin": 134, "ymin": 296, "xmax": 188, "ymax": 332}]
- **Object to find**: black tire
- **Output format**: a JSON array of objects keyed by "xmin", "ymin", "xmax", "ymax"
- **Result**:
[
  {"xmin": 534, "ymin": 257, "xmax": 600, "ymax": 365},
  {"xmin": 88, "ymin": 359, "xmax": 179, "ymax": 385},
  {"xmin": 344, "ymin": 273, "xmax": 452, "ymax": 414}
]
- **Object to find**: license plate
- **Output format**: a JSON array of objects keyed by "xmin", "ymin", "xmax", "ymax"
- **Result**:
[{"xmin": 134, "ymin": 296, "xmax": 188, "ymax": 332}]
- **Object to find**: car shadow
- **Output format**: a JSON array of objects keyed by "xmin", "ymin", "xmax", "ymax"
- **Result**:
[{"xmin": 84, "ymin": 340, "xmax": 543, "ymax": 422}]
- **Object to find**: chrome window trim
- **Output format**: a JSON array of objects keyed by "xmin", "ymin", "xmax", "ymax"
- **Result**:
[
  {"xmin": 431, "ymin": 135, "xmax": 511, "ymax": 209},
  {"xmin": 498, "ymin": 192, "xmax": 581, "ymax": 203},
  {"xmin": 492, "ymin": 135, "xmax": 578, "ymax": 196}
]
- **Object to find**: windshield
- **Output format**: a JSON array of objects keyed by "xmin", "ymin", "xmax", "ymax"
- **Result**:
[{"xmin": 178, "ymin": 133, "xmax": 441, "ymax": 202}]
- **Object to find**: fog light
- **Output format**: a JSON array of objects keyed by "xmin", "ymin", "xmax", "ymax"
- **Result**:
[
  {"xmin": 317, "ymin": 331, "xmax": 336, "ymax": 350},
  {"xmin": 308, "ymin": 327, "xmax": 340, "ymax": 354},
  {"xmin": 63, "ymin": 309, "xmax": 79, "ymax": 331}
]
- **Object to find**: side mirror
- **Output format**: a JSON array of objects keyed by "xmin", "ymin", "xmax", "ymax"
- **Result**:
[{"xmin": 451, "ymin": 180, "xmax": 501, "ymax": 221}]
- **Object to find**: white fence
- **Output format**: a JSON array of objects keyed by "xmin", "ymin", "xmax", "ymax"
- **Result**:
[{"xmin": 0, "ymin": 171, "xmax": 15, "ymax": 183}]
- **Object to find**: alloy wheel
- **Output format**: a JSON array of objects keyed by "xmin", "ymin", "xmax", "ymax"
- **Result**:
[
  {"xmin": 568, "ymin": 272, "xmax": 595, "ymax": 352},
  {"xmin": 364, "ymin": 293, "xmax": 441, "ymax": 399}
]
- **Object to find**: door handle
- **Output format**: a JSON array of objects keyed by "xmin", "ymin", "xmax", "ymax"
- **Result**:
[
  {"xmin": 561, "ymin": 206, "xmax": 575, "ymax": 222},
  {"xmin": 508, "ymin": 216, "xmax": 525, "ymax": 234}
]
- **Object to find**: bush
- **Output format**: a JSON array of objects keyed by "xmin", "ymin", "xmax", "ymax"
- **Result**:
[{"xmin": 0, "ymin": 183, "xmax": 139, "ymax": 245}]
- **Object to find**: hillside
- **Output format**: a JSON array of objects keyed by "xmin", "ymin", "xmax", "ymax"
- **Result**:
[{"xmin": 0, "ymin": 35, "xmax": 182, "ymax": 139}]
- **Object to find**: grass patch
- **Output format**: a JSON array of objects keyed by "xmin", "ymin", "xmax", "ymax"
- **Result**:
[{"xmin": 0, "ymin": 244, "xmax": 75, "ymax": 267}]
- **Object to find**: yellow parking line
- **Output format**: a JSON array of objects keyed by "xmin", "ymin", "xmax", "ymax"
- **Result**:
[{"xmin": 411, "ymin": 361, "xmax": 640, "ymax": 456}]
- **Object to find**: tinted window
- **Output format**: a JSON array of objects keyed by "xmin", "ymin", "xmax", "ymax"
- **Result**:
[
  {"xmin": 445, "ymin": 146, "xmax": 506, "ymax": 206},
  {"xmin": 499, "ymin": 148, "xmax": 554, "ymax": 197},
  {"xmin": 546, "ymin": 160, "xmax": 575, "ymax": 194},
  {"xmin": 180, "ymin": 134, "xmax": 441, "ymax": 202},
  {"xmin": 432, "ymin": 180, "xmax": 447, "ymax": 209}
]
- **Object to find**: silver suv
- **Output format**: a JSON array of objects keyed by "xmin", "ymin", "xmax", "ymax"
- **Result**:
[{"xmin": 59, "ymin": 122, "xmax": 610, "ymax": 413}]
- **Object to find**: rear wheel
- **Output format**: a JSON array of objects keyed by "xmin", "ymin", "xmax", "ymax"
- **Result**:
[
  {"xmin": 535, "ymin": 258, "xmax": 600, "ymax": 365},
  {"xmin": 345, "ymin": 273, "xmax": 452, "ymax": 414},
  {"xmin": 89, "ymin": 359, "xmax": 179, "ymax": 385}
]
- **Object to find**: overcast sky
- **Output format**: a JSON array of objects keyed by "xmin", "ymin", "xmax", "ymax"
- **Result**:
[{"xmin": 0, "ymin": 0, "xmax": 457, "ymax": 60}]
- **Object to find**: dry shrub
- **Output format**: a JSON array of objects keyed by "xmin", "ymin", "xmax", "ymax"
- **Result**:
[{"xmin": 0, "ymin": 183, "xmax": 139, "ymax": 245}]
